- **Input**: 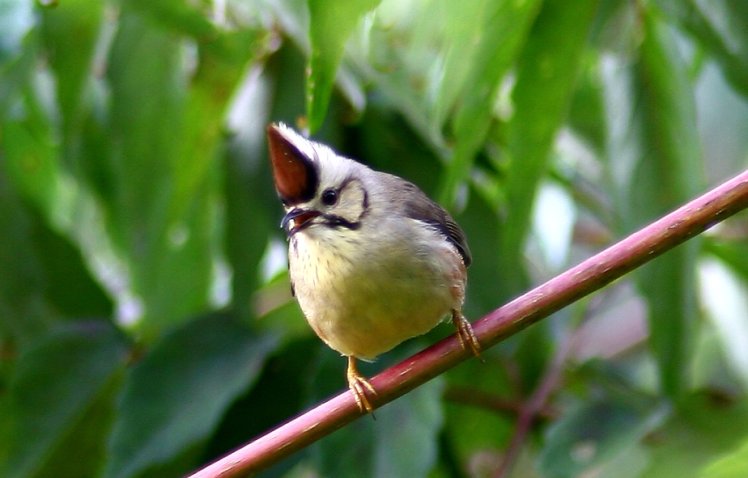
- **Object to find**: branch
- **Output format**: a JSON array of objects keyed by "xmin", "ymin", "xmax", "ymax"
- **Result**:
[{"xmin": 189, "ymin": 170, "xmax": 748, "ymax": 478}]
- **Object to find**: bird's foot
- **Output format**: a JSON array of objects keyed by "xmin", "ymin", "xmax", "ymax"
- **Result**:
[
  {"xmin": 452, "ymin": 309, "xmax": 481, "ymax": 357},
  {"xmin": 347, "ymin": 356, "xmax": 377, "ymax": 413}
]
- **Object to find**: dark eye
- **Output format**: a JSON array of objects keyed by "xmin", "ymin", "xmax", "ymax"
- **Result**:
[{"xmin": 321, "ymin": 188, "xmax": 338, "ymax": 206}]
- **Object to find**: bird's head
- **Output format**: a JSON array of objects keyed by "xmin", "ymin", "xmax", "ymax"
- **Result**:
[{"xmin": 267, "ymin": 123, "xmax": 369, "ymax": 237}]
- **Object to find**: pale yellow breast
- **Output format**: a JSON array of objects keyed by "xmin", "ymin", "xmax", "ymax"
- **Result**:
[{"xmin": 288, "ymin": 220, "xmax": 466, "ymax": 359}]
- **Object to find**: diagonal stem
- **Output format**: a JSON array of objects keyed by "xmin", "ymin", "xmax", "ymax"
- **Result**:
[{"xmin": 189, "ymin": 170, "xmax": 748, "ymax": 478}]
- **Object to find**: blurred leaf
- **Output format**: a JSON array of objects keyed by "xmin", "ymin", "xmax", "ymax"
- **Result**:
[
  {"xmin": 0, "ymin": 46, "xmax": 35, "ymax": 119},
  {"xmin": 3, "ymin": 74, "xmax": 118, "ymax": 340},
  {"xmin": 129, "ymin": 0, "xmax": 216, "ymax": 40},
  {"xmin": 2, "ymin": 102, "xmax": 60, "ymax": 218},
  {"xmin": 0, "ymin": 175, "xmax": 50, "ymax": 343},
  {"xmin": 104, "ymin": 313, "xmax": 278, "ymax": 478},
  {"xmin": 626, "ymin": 7, "xmax": 704, "ymax": 399},
  {"xmin": 539, "ymin": 397, "xmax": 664, "ymax": 478},
  {"xmin": 202, "ymin": 337, "xmax": 320, "ymax": 476},
  {"xmin": 0, "ymin": 0, "xmax": 34, "ymax": 64},
  {"xmin": 704, "ymin": 238, "xmax": 748, "ymax": 283},
  {"xmin": 106, "ymin": 8, "xmax": 241, "ymax": 335},
  {"xmin": 700, "ymin": 439, "xmax": 748, "ymax": 478},
  {"xmin": 28, "ymin": 208, "xmax": 113, "ymax": 319},
  {"xmin": 567, "ymin": 58, "xmax": 606, "ymax": 154},
  {"xmin": 224, "ymin": 146, "xmax": 278, "ymax": 318},
  {"xmin": 0, "ymin": 0, "xmax": 35, "ymax": 118},
  {"xmin": 439, "ymin": 0, "xmax": 542, "ymax": 206},
  {"xmin": 442, "ymin": 358, "xmax": 514, "ymax": 472},
  {"xmin": 642, "ymin": 393, "xmax": 748, "ymax": 477},
  {"xmin": 658, "ymin": 0, "xmax": 748, "ymax": 98},
  {"xmin": 306, "ymin": 0, "xmax": 381, "ymax": 132},
  {"xmin": 40, "ymin": 0, "xmax": 103, "ymax": 140},
  {"xmin": 430, "ymin": 0, "xmax": 494, "ymax": 132},
  {"xmin": 698, "ymin": 258, "xmax": 748, "ymax": 390},
  {"xmin": 0, "ymin": 323, "xmax": 127, "ymax": 478},
  {"xmin": 499, "ymin": 0, "xmax": 599, "ymax": 297},
  {"xmin": 0, "ymin": 160, "xmax": 112, "ymax": 345},
  {"xmin": 455, "ymin": 186, "xmax": 503, "ymax": 315}
]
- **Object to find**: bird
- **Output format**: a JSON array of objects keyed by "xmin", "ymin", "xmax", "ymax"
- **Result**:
[{"xmin": 266, "ymin": 122, "xmax": 480, "ymax": 413}]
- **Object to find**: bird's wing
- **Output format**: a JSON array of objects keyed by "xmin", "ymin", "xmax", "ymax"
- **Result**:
[{"xmin": 385, "ymin": 174, "xmax": 472, "ymax": 267}]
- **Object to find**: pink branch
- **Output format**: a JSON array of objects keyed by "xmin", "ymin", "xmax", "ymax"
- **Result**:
[{"xmin": 189, "ymin": 170, "xmax": 748, "ymax": 478}]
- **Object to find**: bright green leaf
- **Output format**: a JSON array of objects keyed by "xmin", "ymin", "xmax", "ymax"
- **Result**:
[
  {"xmin": 439, "ymin": 0, "xmax": 542, "ymax": 206},
  {"xmin": 701, "ymin": 439, "xmax": 748, "ymax": 478},
  {"xmin": 2, "ymin": 114, "xmax": 60, "ymax": 219},
  {"xmin": 306, "ymin": 0, "xmax": 382, "ymax": 132}
]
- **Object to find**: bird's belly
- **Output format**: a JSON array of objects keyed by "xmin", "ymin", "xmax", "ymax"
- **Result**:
[{"xmin": 289, "ymin": 235, "xmax": 464, "ymax": 359}]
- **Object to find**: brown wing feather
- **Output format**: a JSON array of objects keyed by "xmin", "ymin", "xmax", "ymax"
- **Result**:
[{"xmin": 384, "ymin": 174, "xmax": 472, "ymax": 267}]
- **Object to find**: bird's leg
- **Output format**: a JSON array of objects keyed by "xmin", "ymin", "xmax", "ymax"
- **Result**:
[
  {"xmin": 452, "ymin": 309, "xmax": 481, "ymax": 356},
  {"xmin": 346, "ymin": 356, "xmax": 377, "ymax": 413}
]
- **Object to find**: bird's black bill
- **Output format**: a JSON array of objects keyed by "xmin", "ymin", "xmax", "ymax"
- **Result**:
[{"xmin": 282, "ymin": 208, "xmax": 321, "ymax": 235}]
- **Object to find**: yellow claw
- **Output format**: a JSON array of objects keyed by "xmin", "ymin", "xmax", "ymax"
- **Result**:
[
  {"xmin": 452, "ymin": 309, "xmax": 481, "ymax": 357},
  {"xmin": 347, "ymin": 356, "xmax": 377, "ymax": 413}
]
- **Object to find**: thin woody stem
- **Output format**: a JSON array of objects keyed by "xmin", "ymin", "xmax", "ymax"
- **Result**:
[{"xmin": 188, "ymin": 170, "xmax": 748, "ymax": 478}]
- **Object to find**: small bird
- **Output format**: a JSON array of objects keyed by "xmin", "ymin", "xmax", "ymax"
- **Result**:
[{"xmin": 267, "ymin": 123, "xmax": 480, "ymax": 413}]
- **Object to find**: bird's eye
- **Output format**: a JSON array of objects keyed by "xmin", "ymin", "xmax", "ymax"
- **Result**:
[{"xmin": 321, "ymin": 188, "xmax": 338, "ymax": 206}]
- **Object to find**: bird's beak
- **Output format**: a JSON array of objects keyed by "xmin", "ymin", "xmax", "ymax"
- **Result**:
[
  {"xmin": 282, "ymin": 208, "xmax": 321, "ymax": 235},
  {"xmin": 267, "ymin": 123, "xmax": 318, "ymax": 204}
]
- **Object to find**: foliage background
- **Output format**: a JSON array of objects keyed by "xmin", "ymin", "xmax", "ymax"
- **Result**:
[{"xmin": 1, "ymin": 0, "xmax": 748, "ymax": 477}]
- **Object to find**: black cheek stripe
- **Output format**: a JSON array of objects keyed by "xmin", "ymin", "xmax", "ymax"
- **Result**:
[{"xmin": 321, "ymin": 214, "xmax": 361, "ymax": 230}]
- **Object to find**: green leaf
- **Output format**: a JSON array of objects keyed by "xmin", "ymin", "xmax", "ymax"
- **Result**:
[
  {"xmin": 40, "ymin": 0, "xmax": 103, "ymax": 140},
  {"xmin": 539, "ymin": 398, "xmax": 664, "ymax": 478},
  {"xmin": 106, "ymin": 9, "xmax": 235, "ymax": 336},
  {"xmin": 704, "ymin": 239, "xmax": 748, "ymax": 283},
  {"xmin": 429, "ymin": 0, "xmax": 494, "ymax": 132},
  {"xmin": 498, "ymin": 0, "xmax": 599, "ymax": 297},
  {"xmin": 626, "ymin": 6, "xmax": 704, "ymax": 399},
  {"xmin": 306, "ymin": 0, "xmax": 381, "ymax": 132},
  {"xmin": 697, "ymin": 258, "xmax": 748, "ymax": 390},
  {"xmin": 104, "ymin": 313, "xmax": 278, "ymax": 478},
  {"xmin": 442, "ymin": 358, "xmax": 514, "ymax": 472},
  {"xmin": 701, "ymin": 440, "xmax": 748, "ymax": 478},
  {"xmin": 567, "ymin": 58, "xmax": 606, "ymax": 155},
  {"xmin": 0, "ymin": 0, "xmax": 34, "ymax": 65},
  {"xmin": 201, "ymin": 337, "xmax": 321, "ymax": 475},
  {"xmin": 658, "ymin": 0, "xmax": 748, "ymax": 98},
  {"xmin": 0, "ymin": 323, "xmax": 128, "ymax": 478},
  {"xmin": 0, "ymin": 158, "xmax": 113, "ymax": 344},
  {"xmin": 2, "ymin": 108, "xmax": 61, "ymax": 219},
  {"xmin": 643, "ymin": 393, "xmax": 748, "ymax": 477},
  {"xmin": 128, "ymin": 0, "xmax": 216, "ymax": 40},
  {"xmin": 439, "ymin": 0, "xmax": 542, "ymax": 206}
]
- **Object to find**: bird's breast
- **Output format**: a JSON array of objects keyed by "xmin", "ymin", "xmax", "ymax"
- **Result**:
[{"xmin": 287, "ymin": 221, "xmax": 466, "ymax": 359}]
